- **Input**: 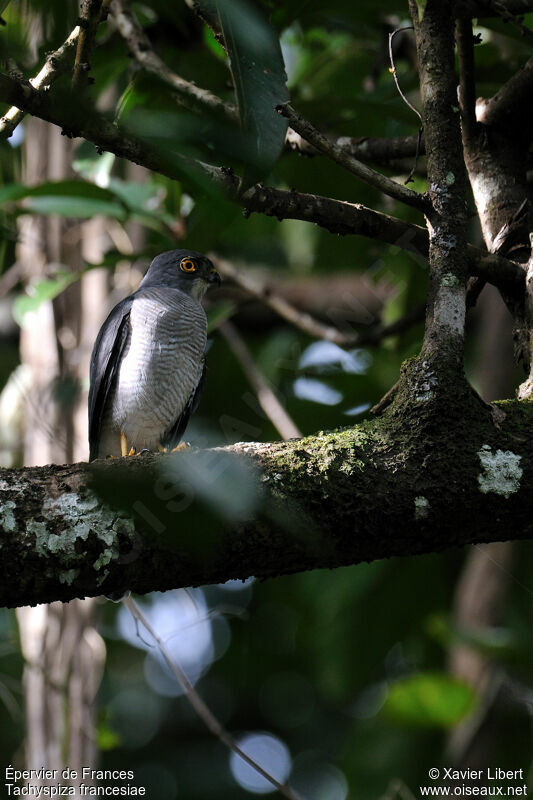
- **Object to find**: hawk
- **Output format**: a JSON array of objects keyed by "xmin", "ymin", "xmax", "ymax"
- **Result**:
[{"xmin": 88, "ymin": 249, "xmax": 220, "ymax": 460}]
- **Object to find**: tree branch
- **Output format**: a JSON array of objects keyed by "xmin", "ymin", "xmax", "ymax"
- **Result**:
[
  {"xmin": 213, "ymin": 255, "xmax": 425, "ymax": 347},
  {"xmin": 478, "ymin": 56, "xmax": 533, "ymax": 144},
  {"xmin": 409, "ymin": 0, "xmax": 469, "ymax": 366},
  {"xmin": 277, "ymin": 103, "xmax": 429, "ymax": 213},
  {"xmin": 0, "ymin": 1, "xmax": 112, "ymax": 139},
  {"xmin": 1, "ymin": 395, "xmax": 533, "ymax": 608},
  {"xmin": 285, "ymin": 129, "xmax": 425, "ymax": 164},
  {"xmin": 456, "ymin": 0, "xmax": 533, "ymax": 17},
  {"xmin": 0, "ymin": 30, "xmax": 80, "ymax": 138},
  {"xmin": 111, "ymin": 0, "xmax": 237, "ymax": 122},
  {"xmin": 72, "ymin": 0, "xmax": 104, "ymax": 90},
  {"xmin": 456, "ymin": 17, "xmax": 478, "ymax": 147},
  {"xmin": 219, "ymin": 321, "xmax": 302, "ymax": 440},
  {"xmin": 0, "ymin": 73, "xmax": 524, "ymax": 298}
]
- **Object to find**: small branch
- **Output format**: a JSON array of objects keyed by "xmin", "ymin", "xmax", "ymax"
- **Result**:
[
  {"xmin": 72, "ymin": 0, "xmax": 105, "ymax": 90},
  {"xmin": 0, "ymin": 28, "xmax": 81, "ymax": 138},
  {"xmin": 456, "ymin": 17, "xmax": 478, "ymax": 146},
  {"xmin": 456, "ymin": 0, "xmax": 533, "ymax": 17},
  {"xmin": 184, "ymin": 0, "xmax": 224, "ymax": 48},
  {"xmin": 476, "ymin": 0, "xmax": 533, "ymax": 36},
  {"xmin": 388, "ymin": 28, "xmax": 422, "ymax": 125},
  {"xmin": 277, "ymin": 103, "xmax": 429, "ymax": 213},
  {"xmin": 0, "ymin": 2, "xmax": 110, "ymax": 139},
  {"xmin": 370, "ymin": 379, "xmax": 400, "ymax": 416},
  {"xmin": 213, "ymin": 255, "xmax": 425, "ymax": 347},
  {"xmin": 219, "ymin": 322, "xmax": 302, "ymax": 441},
  {"xmin": 0, "ymin": 73, "xmax": 523, "ymax": 300},
  {"xmin": 112, "ymin": 0, "xmax": 237, "ymax": 122},
  {"xmin": 285, "ymin": 129, "xmax": 425, "ymax": 164},
  {"xmin": 123, "ymin": 596, "xmax": 304, "ymax": 800},
  {"xmin": 214, "ymin": 256, "xmax": 362, "ymax": 346},
  {"xmin": 478, "ymin": 56, "xmax": 533, "ymax": 143}
]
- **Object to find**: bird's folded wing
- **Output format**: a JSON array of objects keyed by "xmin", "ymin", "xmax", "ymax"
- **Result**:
[
  {"xmin": 88, "ymin": 296, "xmax": 134, "ymax": 461},
  {"xmin": 160, "ymin": 358, "xmax": 206, "ymax": 450}
]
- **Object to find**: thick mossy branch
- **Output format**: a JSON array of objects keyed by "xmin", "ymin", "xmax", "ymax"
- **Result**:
[{"xmin": 1, "ymin": 377, "xmax": 533, "ymax": 608}]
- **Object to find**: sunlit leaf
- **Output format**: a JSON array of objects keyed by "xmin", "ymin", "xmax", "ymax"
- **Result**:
[{"xmin": 383, "ymin": 672, "xmax": 477, "ymax": 728}]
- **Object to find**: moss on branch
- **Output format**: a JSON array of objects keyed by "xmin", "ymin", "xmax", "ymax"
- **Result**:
[{"xmin": 1, "ymin": 380, "xmax": 533, "ymax": 608}]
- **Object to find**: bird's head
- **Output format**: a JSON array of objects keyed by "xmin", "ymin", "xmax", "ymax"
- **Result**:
[{"xmin": 140, "ymin": 249, "xmax": 221, "ymax": 300}]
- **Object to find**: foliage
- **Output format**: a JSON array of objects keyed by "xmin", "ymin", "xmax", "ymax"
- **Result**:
[{"xmin": 0, "ymin": 0, "xmax": 532, "ymax": 798}]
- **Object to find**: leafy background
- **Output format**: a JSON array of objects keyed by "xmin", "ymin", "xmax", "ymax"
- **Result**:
[{"xmin": 0, "ymin": 1, "xmax": 533, "ymax": 798}]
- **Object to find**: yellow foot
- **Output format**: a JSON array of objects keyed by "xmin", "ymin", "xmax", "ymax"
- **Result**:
[
  {"xmin": 120, "ymin": 433, "xmax": 139, "ymax": 457},
  {"xmin": 171, "ymin": 442, "xmax": 190, "ymax": 453},
  {"xmin": 157, "ymin": 441, "xmax": 190, "ymax": 454}
]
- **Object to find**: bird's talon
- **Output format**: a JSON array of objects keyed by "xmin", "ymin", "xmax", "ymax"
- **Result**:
[{"xmin": 171, "ymin": 442, "xmax": 190, "ymax": 452}]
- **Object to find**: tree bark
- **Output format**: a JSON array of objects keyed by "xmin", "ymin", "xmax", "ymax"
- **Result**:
[{"xmin": 1, "ymin": 384, "xmax": 532, "ymax": 608}]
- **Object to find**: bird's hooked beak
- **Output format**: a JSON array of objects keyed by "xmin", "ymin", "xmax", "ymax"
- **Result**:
[{"xmin": 208, "ymin": 268, "xmax": 222, "ymax": 287}]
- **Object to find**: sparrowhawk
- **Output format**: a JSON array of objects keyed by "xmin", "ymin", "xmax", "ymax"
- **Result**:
[{"xmin": 88, "ymin": 249, "xmax": 220, "ymax": 461}]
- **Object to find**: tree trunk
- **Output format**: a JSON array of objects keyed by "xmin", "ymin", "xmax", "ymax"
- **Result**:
[{"xmin": 15, "ymin": 114, "xmax": 106, "ymax": 795}]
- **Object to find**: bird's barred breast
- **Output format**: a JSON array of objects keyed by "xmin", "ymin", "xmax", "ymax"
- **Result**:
[{"xmin": 112, "ymin": 288, "xmax": 207, "ymax": 449}]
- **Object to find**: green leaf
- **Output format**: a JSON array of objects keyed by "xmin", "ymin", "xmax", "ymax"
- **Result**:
[
  {"xmin": 215, "ymin": 0, "xmax": 289, "ymax": 187},
  {"xmin": 0, "ymin": 180, "xmax": 128, "ymax": 220},
  {"xmin": 0, "ymin": 184, "xmax": 30, "ymax": 204},
  {"xmin": 13, "ymin": 273, "xmax": 79, "ymax": 328},
  {"xmin": 24, "ymin": 196, "xmax": 126, "ymax": 219},
  {"xmin": 383, "ymin": 672, "xmax": 477, "ymax": 728}
]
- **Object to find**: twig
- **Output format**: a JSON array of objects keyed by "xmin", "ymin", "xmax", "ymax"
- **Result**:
[
  {"xmin": 456, "ymin": 18, "xmax": 478, "ymax": 145},
  {"xmin": 0, "ymin": 30, "xmax": 80, "ymax": 138},
  {"xmin": 483, "ymin": 0, "xmax": 533, "ymax": 36},
  {"xmin": 219, "ymin": 322, "xmax": 302, "ymax": 440},
  {"xmin": 277, "ymin": 103, "xmax": 429, "ymax": 213},
  {"xmin": 122, "ymin": 595, "xmax": 305, "ymax": 800},
  {"xmin": 370, "ymin": 379, "xmax": 400, "ymax": 415},
  {"xmin": 112, "ymin": 0, "xmax": 237, "ymax": 121},
  {"xmin": 213, "ymin": 255, "xmax": 425, "ymax": 348},
  {"xmin": 0, "ymin": 2, "xmax": 110, "ymax": 139},
  {"xmin": 286, "ymin": 129, "xmax": 425, "ymax": 164},
  {"xmin": 477, "ymin": 55, "xmax": 533, "ymax": 142},
  {"xmin": 388, "ymin": 28, "xmax": 422, "ymax": 125},
  {"xmin": 72, "ymin": 0, "xmax": 105, "ymax": 89},
  {"xmin": 213, "ymin": 256, "xmax": 361, "ymax": 346},
  {"xmin": 388, "ymin": 27, "xmax": 423, "ymax": 184}
]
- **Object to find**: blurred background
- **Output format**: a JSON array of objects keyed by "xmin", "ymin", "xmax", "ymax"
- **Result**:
[{"xmin": 0, "ymin": 0, "xmax": 532, "ymax": 797}]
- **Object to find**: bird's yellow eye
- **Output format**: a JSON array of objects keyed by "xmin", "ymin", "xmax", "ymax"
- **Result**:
[{"xmin": 180, "ymin": 258, "xmax": 196, "ymax": 273}]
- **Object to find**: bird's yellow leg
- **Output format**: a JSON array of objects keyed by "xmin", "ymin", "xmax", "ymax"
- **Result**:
[
  {"xmin": 157, "ymin": 441, "xmax": 190, "ymax": 453},
  {"xmin": 171, "ymin": 442, "xmax": 189, "ymax": 453},
  {"xmin": 120, "ymin": 432, "xmax": 129, "ymax": 457}
]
